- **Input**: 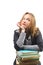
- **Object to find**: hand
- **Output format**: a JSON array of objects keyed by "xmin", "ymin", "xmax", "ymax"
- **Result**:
[
  {"xmin": 17, "ymin": 22, "xmax": 25, "ymax": 32},
  {"xmin": 17, "ymin": 22, "xmax": 21, "ymax": 28}
]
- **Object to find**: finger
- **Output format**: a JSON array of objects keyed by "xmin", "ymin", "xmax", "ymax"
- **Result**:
[{"xmin": 17, "ymin": 22, "xmax": 21, "ymax": 27}]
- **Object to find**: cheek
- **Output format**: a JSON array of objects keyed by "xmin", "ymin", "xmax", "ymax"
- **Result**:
[
  {"xmin": 27, "ymin": 22, "xmax": 30, "ymax": 25},
  {"xmin": 27, "ymin": 22, "xmax": 31, "ymax": 27},
  {"xmin": 20, "ymin": 22, "xmax": 23, "ymax": 25}
]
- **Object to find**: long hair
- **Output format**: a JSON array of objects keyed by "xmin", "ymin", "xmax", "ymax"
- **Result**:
[{"xmin": 19, "ymin": 12, "xmax": 39, "ymax": 37}]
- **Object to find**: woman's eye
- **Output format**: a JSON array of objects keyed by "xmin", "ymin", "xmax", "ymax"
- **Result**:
[
  {"xmin": 22, "ymin": 18, "xmax": 31, "ymax": 21},
  {"xmin": 26, "ymin": 18, "xmax": 30, "ymax": 21}
]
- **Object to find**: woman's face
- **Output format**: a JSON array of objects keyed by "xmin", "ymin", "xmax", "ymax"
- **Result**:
[{"xmin": 20, "ymin": 14, "xmax": 32, "ymax": 29}]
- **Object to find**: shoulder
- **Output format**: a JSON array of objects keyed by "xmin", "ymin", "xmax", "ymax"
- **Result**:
[
  {"xmin": 14, "ymin": 29, "xmax": 20, "ymax": 36},
  {"xmin": 14, "ymin": 29, "xmax": 20, "ymax": 33},
  {"xmin": 34, "ymin": 28, "xmax": 42, "ymax": 38}
]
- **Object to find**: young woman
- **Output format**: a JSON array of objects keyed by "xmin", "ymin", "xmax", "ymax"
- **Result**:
[{"xmin": 13, "ymin": 12, "xmax": 43, "ymax": 65}]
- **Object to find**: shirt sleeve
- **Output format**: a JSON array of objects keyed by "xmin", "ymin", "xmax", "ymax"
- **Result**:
[
  {"xmin": 35, "ymin": 31, "xmax": 43, "ymax": 51},
  {"xmin": 23, "ymin": 45, "xmax": 39, "ymax": 51},
  {"xmin": 13, "ymin": 30, "xmax": 26, "ymax": 51},
  {"xmin": 16, "ymin": 32, "xmax": 26, "ymax": 48}
]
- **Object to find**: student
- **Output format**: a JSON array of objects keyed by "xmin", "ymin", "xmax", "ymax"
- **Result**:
[{"xmin": 13, "ymin": 12, "xmax": 43, "ymax": 65}]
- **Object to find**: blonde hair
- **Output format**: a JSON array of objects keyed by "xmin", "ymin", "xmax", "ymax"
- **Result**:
[{"xmin": 19, "ymin": 12, "xmax": 39, "ymax": 37}]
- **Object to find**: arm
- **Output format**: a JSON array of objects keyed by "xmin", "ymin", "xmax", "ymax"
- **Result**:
[
  {"xmin": 35, "ymin": 31, "xmax": 43, "ymax": 51},
  {"xmin": 16, "ymin": 32, "xmax": 26, "ymax": 48},
  {"xmin": 22, "ymin": 45, "xmax": 39, "ymax": 51},
  {"xmin": 13, "ymin": 30, "xmax": 26, "ymax": 51},
  {"xmin": 23, "ymin": 31, "xmax": 43, "ymax": 51},
  {"xmin": 15, "ymin": 22, "xmax": 26, "ymax": 48}
]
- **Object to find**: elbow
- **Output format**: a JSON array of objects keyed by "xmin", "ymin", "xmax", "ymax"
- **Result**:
[
  {"xmin": 38, "ymin": 45, "xmax": 43, "ymax": 52},
  {"xmin": 16, "ymin": 41, "xmax": 24, "ymax": 48}
]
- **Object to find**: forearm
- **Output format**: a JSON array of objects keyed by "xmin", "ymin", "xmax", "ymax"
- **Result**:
[
  {"xmin": 16, "ymin": 32, "xmax": 26, "ymax": 48},
  {"xmin": 23, "ymin": 45, "xmax": 39, "ymax": 50}
]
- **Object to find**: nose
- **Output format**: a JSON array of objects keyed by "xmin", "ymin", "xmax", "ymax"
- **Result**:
[
  {"xmin": 23, "ymin": 21, "xmax": 26, "ymax": 23},
  {"xmin": 23, "ymin": 20, "xmax": 26, "ymax": 23}
]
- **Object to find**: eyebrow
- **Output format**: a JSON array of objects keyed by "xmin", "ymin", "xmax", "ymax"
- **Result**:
[{"xmin": 26, "ymin": 18, "xmax": 31, "ymax": 21}]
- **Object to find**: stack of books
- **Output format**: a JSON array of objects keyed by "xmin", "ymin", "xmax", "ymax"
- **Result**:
[{"xmin": 16, "ymin": 50, "xmax": 40, "ymax": 65}]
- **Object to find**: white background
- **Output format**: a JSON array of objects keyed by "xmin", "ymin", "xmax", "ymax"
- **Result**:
[{"xmin": 0, "ymin": 0, "xmax": 43, "ymax": 65}]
